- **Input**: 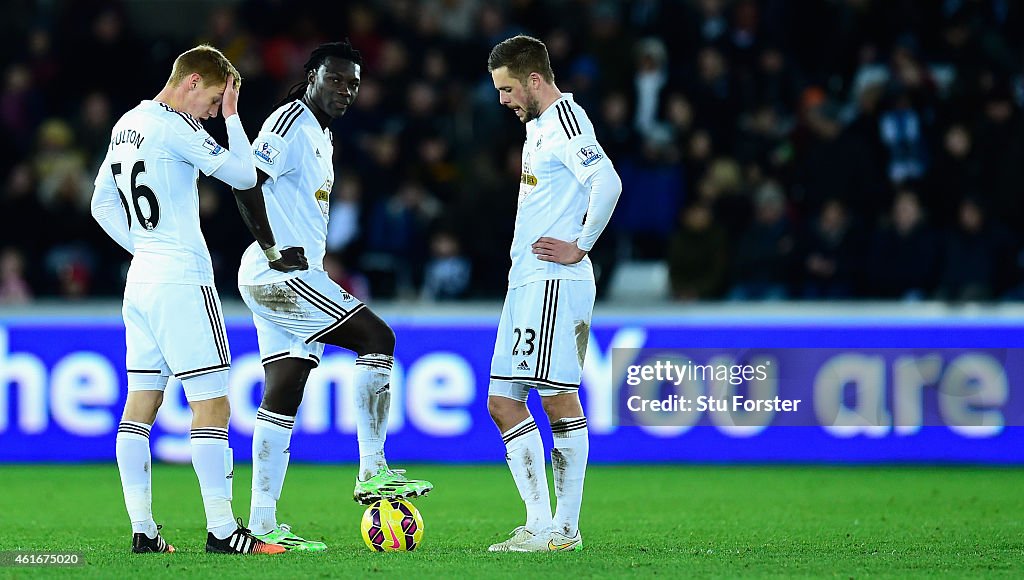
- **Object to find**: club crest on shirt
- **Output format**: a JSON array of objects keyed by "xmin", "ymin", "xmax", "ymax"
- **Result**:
[
  {"xmin": 254, "ymin": 141, "xmax": 280, "ymax": 164},
  {"xmin": 203, "ymin": 137, "xmax": 224, "ymax": 156},
  {"xmin": 576, "ymin": 145, "xmax": 603, "ymax": 166}
]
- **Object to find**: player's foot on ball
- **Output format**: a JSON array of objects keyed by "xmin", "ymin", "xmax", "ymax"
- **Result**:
[
  {"xmin": 353, "ymin": 468, "xmax": 433, "ymax": 504},
  {"xmin": 131, "ymin": 524, "xmax": 175, "ymax": 553},
  {"xmin": 254, "ymin": 523, "xmax": 327, "ymax": 552},
  {"xmin": 205, "ymin": 518, "xmax": 286, "ymax": 554},
  {"xmin": 548, "ymin": 529, "xmax": 583, "ymax": 552},
  {"xmin": 487, "ymin": 526, "xmax": 550, "ymax": 552}
]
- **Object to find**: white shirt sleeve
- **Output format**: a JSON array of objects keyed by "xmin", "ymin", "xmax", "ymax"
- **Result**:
[
  {"xmin": 91, "ymin": 150, "xmax": 134, "ymax": 253},
  {"xmin": 556, "ymin": 135, "xmax": 622, "ymax": 252},
  {"xmin": 167, "ymin": 113, "xmax": 257, "ymax": 189},
  {"xmin": 210, "ymin": 114, "xmax": 258, "ymax": 189},
  {"xmin": 250, "ymin": 131, "xmax": 290, "ymax": 182}
]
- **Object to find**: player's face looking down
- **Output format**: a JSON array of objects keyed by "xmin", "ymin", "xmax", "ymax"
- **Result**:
[
  {"xmin": 179, "ymin": 74, "xmax": 226, "ymax": 120},
  {"xmin": 305, "ymin": 56, "xmax": 361, "ymax": 120},
  {"xmin": 491, "ymin": 66, "xmax": 541, "ymax": 123}
]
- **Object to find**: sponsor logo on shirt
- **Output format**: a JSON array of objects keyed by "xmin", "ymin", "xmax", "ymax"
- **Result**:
[
  {"xmin": 315, "ymin": 178, "xmax": 332, "ymax": 216},
  {"xmin": 576, "ymin": 145, "xmax": 603, "ymax": 166},
  {"xmin": 254, "ymin": 141, "xmax": 280, "ymax": 164},
  {"xmin": 520, "ymin": 173, "xmax": 537, "ymax": 186},
  {"xmin": 203, "ymin": 137, "xmax": 224, "ymax": 155}
]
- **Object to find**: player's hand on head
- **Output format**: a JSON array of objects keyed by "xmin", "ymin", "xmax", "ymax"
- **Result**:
[
  {"xmin": 222, "ymin": 74, "xmax": 239, "ymax": 118},
  {"xmin": 269, "ymin": 246, "xmax": 308, "ymax": 272},
  {"xmin": 532, "ymin": 237, "xmax": 586, "ymax": 265}
]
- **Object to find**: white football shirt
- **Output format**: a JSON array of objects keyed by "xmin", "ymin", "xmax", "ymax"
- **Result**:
[
  {"xmin": 509, "ymin": 93, "xmax": 613, "ymax": 288},
  {"xmin": 238, "ymin": 100, "xmax": 334, "ymax": 285},
  {"xmin": 94, "ymin": 100, "xmax": 230, "ymax": 285}
]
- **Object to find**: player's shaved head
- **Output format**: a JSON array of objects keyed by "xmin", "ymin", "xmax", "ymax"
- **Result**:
[{"xmin": 167, "ymin": 44, "xmax": 241, "ymax": 90}]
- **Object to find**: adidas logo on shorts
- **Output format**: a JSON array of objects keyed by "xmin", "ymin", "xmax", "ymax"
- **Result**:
[{"xmin": 517, "ymin": 360, "xmax": 530, "ymax": 371}]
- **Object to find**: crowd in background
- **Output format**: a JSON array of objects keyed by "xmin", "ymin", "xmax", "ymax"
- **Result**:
[{"xmin": 2, "ymin": 0, "xmax": 1024, "ymax": 304}]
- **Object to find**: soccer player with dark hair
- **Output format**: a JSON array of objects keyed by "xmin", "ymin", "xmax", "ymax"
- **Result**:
[
  {"xmin": 233, "ymin": 40, "xmax": 433, "ymax": 551},
  {"xmin": 91, "ymin": 44, "xmax": 287, "ymax": 555},
  {"xmin": 485, "ymin": 35, "xmax": 622, "ymax": 552}
]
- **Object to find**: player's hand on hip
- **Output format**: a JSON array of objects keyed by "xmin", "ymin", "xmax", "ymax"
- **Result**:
[
  {"xmin": 221, "ymin": 74, "xmax": 239, "ymax": 118},
  {"xmin": 532, "ymin": 237, "xmax": 586, "ymax": 265},
  {"xmin": 269, "ymin": 246, "xmax": 308, "ymax": 272}
]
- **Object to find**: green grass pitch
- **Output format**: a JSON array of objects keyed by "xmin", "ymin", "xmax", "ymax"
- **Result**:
[{"xmin": 2, "ymin": 464, "xmax": 1022, "ymax": 578}]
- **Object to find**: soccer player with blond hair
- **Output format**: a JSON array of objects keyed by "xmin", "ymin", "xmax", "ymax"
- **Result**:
[{"xmin": 91, "ymin": 44, "xmax": 291, "ymax": 555}]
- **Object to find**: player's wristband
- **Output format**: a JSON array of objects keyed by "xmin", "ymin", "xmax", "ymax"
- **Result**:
[{"xmin": 263, "ymin": 245, "xmax": 282, "ymax": 262}]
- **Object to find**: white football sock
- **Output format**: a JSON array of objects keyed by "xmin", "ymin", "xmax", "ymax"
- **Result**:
[
  {"xmin": 116, "ymin": 420, "xmax": 158, "ymax": 538},
  {"xmin": 502, "ymin": 417, "xmax": 552, "ymax": 534},
  {"xmin": 354, "ymin": 354, "xmax": 393, "ymax": 481},
  {"xmin": 551, "ymin": 417, "xmax": 589, "ymax": 537},
  {"xmin": 191, "ymin": 427, "xmax": 236, "ymax": 539},
  {"xmin": 249, "ymin": 408, "xmax": 294, "ymax": 535}
]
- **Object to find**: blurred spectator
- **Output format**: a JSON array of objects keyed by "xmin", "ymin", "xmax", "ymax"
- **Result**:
[
  {"xmin": 797, "ymin": 199, "xmax": 860, "ymax": 299},
  {"xmin": 727, "ymin": 180, "xmax": 793, "ymax": 300},
  {"xmin": 632, "ymin": 37, "xmax": 670, "ymax": 142},
  {"xmin": 421, "ymin": 231, "xmax": 472, "ymax": 301},
  {"xmin": 0, "ymin": 247, "xmax": 32, "ymax": 305},
  {"xmin": 867, "ymin": 189, "xmax": 940, "ymax": 300},
  {"xmin": 0, "ymin": 164, "xmax": 46, "ymax": 291},
  {"xmin": 1, "ymin": 64, "xmax": 43, "ymax": 166},
  {"xmin": 667, "ymin": 203, "xmax": 728, "ymax": 301},
  {"xmin": 743, "ymin": 45, "xmax": 802, "ymax": 115},
  {"xmin": 926, "ymin": 123, "xmax": 981, "ymax": 227},
  {"xmin": 33, "ymin": 118, "xmax": 90, "ymax": 208},
  {"xmin": 364, "ymin": 179, "xmax": 441, "ymax": 298},
  {"xmin": 326, "ymin": 173, "xmax": 363, "ymax": 257},
  {"xmin": 878, "ymin": 87, "xmax": 928, "ymax": 184},
  {"xmin": 697, "ymin": 157, "xmax": 748, "ymax": 236},
  {"xmin": 687, "ymin": 45, "xmax": 740, "ymax": 152},
  {"xmin": 594, "ymin": 92, "xmax": 638, "ymax": 162},
  {"xmin": 937, "ymin": 197, "xmax": 1014, "ymax": 302},
  {"xmin": 75, "ymin": 92, "xmax": 113, "ymax": 169},
  {"xmin": 974, "ymin": 83, "xmax": 1024, "ymax": 229}
]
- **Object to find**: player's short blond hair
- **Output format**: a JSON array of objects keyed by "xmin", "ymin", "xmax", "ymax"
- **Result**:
[{"xmin": 167, "ymin": 44, "xmax": 241, "ymax": 89}]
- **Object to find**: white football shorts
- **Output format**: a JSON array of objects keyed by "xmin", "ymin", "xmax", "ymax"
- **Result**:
[
  {"xmin": 238, "ymin": 268, "xmax": 365, "ymax": 367},
  {"xmin": 489, "ymin": 278, "xmax": 595, "ymax": 399},
  {"xmin": 123, "ymin": 282, "xmax": 230, "ymax": 402}
]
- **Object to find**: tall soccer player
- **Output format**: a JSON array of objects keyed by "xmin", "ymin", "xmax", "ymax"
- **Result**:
[
  {"xmin": 233, "ymin": 41, "xmax": 433, "ymax": 551},
  {"xmin": 90, "ymin": 45, "xmax": 288, "ymax": 555},
  {"xmin": 485, "ymin": 35, "xmax": 622, "ymax": 552}
]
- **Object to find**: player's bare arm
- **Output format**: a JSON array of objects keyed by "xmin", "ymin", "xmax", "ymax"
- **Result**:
[
  {"xmin": 233, "ymin": 170, "xmax": 308, "ymax": 273},
  {"xmin": 531, "ymin": 237, "xmax": 586, "ymax": 265}
]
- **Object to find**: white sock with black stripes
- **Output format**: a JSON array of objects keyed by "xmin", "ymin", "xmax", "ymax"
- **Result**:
[
  {"xmin": 191, "ymin": 427, "xmax": 237, "ymax": 540},
  {"xmin": 502, "ymin": 417, "xmax": 552, "ymax": 534},
  {"xmin": 354, "ymin": 354, "xmax": 393, "ymax": 481},
  {"xmin": 551, "ymin": 416, "xmax": 589, "ymax": 537},
  {"xmin": 116, "ymin": 420, "xmax": 158, "ymax": 538},
  {"xmin": 249, "ymin": 408, "xmax": 294, "ymax": 535}
]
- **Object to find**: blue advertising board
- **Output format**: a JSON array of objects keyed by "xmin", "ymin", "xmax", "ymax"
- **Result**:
[{"xmin": 1, "ymin": 314, "xmax": 1023, "ymax": 463}]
